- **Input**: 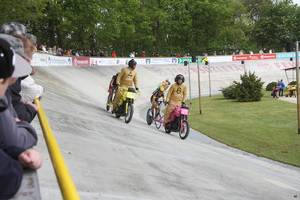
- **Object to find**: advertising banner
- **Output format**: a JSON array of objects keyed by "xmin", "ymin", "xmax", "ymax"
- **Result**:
[
  {"xmin": 232, "ymin": 54, "xmax": 276, "ymax": 61},
  {"xmin": 177, "ymin": 57, "xmax": 206, "ymax": 64},
  {"xmin": 73, "ymin": 57, "xmax": 90, "ymax": 66}
]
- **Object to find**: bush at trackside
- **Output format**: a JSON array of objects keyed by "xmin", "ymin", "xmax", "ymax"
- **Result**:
[
  {"xmin": 220, "ymin": 84, "xmax": 236, "ymax": 99},
  {"xmin": 233, "ymin": 71, "xmax": 265, "ymax": 102},
  {"xmin": 266, "ymin": 82, "xmax": 277, "ymax": 91}
]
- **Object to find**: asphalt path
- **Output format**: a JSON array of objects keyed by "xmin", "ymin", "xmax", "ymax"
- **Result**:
[{"xmin": 30, "ymin": 63, "xmax": 300, "ymax": 200}]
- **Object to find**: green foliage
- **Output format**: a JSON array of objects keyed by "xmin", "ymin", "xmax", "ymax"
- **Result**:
[
  {"xmin": 220, "ymin": 84, "xmax": 236, "ymax": 99},
  {"xmin": 233, "ymin": 71, "xmax": 265, "ymax": 102},
  {"xmin": 1, "ymin": 0, "xmax": 300, "ymax": 55},
  {"xmin": 289, "ymin": 81, "xmax": 297, "ymax": 85},
  {"xmin": 266, "ymin": 82, "xmax": 278, "ymax": 91}
]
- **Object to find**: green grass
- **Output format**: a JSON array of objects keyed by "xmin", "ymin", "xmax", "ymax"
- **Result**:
[{"xmin": 188, "ymin": 89, "xmax": 300, "ymax": 167}]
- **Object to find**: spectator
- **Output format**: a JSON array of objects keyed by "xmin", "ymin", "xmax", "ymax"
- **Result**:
[
  {"xmin": 48, "ymin": 47, "xmax": 52, "ymax": 54},
  {"xmin": 142, "ymin": 51, "xmax": 146, "ymax": 57},
  {"xmin": 151, "ymin": 52, "xmax": 155, "ymax": 57},
  {"xmin": 282, "ymin": 47, "xmax": 286, "ymax": 52},
  {"xmin": 135, "ymin": 52, "xmax": 138, "ymax": 57},
  {"xmin": 100, "ymin": 51, "xmax": 105, "ymax": 57},
  {"xmin": 120, "ymin": 52, "xmax": 124, "ymax": 57},
  {"xmin": 11, "ymin": 34, "xmax": 44, "ymax": 104},
  {"xmin": 263, "ymin": 48, "xmax": 267, "ymax": 53},
  {"xmin": 75, "ymin": 50, "xmax": 79, "ymax": 57},
  {"xmin": 213, "ymin": 51, "xmax": 216, "ymax": 56},
  {"xmin": 259, "ymin": 49, "xmax": 263, "ymax": 54},
  {"xmin": 96, "ymin": 51, "xmax": 100, "ymax": 57},
  {"xmin": 278, "ymin": 79, "xmax": 285, "ymax": 96},
  {"xmin": 176, "ymin": 53, "xmax": 180, "ymax": 58},
  {"xmin": 52, "ymin": 46, "xmax": 57, "ymax": 54},
  {"xmin": 63, "ymin": 49, "xmax": 67, "ymax": 55},
  {"xmin": 0, "ymin": 35, "xmax": 37, "ymax": 148},
  {"xmin": 0, "ymin": 38, "xmax": 42, "ymax": 199},
  {"xmin": 92, "ymin": 50, "xmax": 96, "ymax": 56},
  {"xmin": 42, "ymin": 44, "xmax": 47, "ymax": 52},
  {"xmin": 112, "ymin": 50, "xmax": 116, "ymax": 57},
  {"xmin": 239, "ymin": 50, "xmax": 243, "ymax": 55},
  {"xmin": 0, "ymin": 34, "xmax": 38, "ymax": 123},
  {"xmin": 66, "ymin": 51, "xmax": 71, "ymax": 56}
]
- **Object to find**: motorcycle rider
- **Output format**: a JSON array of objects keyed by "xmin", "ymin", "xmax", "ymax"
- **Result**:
[
  {"xmin": 164, "ymin": 74, "xmax": 187, "ymax": 127},
  {"xmin": 107, "ymin": 72, "xmax": 119, "ymax": 105},
  {"xmin": 112, "ymin": 59, "xmax": 138, "ymax": 113},
  {"xmin": 151, "ymin": 86, "xmax": 166, "ymax": 117}
]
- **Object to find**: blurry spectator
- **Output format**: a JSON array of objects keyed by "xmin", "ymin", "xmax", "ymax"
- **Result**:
[
  {"xmin": 142, "ymin": 51, "xmax": 146, "ymax": 57},
  {"xmin": 0, "ymin": 35, "xmax": 37, "ymax": 148},
  {"xmin": 53, "ymin": 46, "xmax": 57, "ymax": 54},
  {"xmin": 249, "ymin": 50, "xmax": 253, "ymax": 54},
  {"xmin": 272, "ymin": 49, "xmax": 275, "ymax": 53},
  {"xmin": 37, "ymin": 44, "xmax": 42, "ymax": 51},
  {"xmin": 156, "ymin": 53, "xmax": 159, "ymax": 57},
  {"xmin": 92, "ymin": 50, "xmax": 96, "ymax": 56},
  {"xmin": 263, "ymin": 48, "xmax": 267, "ymax": 53},
  {"xmin": 282, "ymin": 47, "xmax": 286, "ymax": 52},
  {"xmin": 66, "ymin": 51, "xmax": 71, "ymax": 56},
  {"xmin": 235, "ymin": 50, "xmax": 239, "ymax": 54},
  {"xmin": 75, "ymin": 50, "xmax": 80, "ymax": 57},
  {"xmin": 259, "ymin": 49, "xmax": 263, "ymax": 54},
  {"xmin": 135, "ymin": 52, "xmax": 138, "ymax": 57},
  {"xmin": 112, "ymin": 50, "xmax": 116, "ymax": 57},
  {"xmin": 120, "ymin": 52, "xmax": 124, "ymax": 57},
  {"xmin": 239, "ymin": 50, "xmax": 243, "ymax": 55},
  {"xmin": 48, "ymin": 47, "xmax": 52, "ymax": 54},
  {"xmin": 0, "ymin": 37, "xmax": 42, "ymax": 199},
  {"xmin": 42, "ymin": 44, "xmax": 47, "ymax": 52},
  {"xmin": 86, "ymin": 50, "xmax": 92, "ymax": 56},
  {"xmin": 11, "ymin": 34, "xmax": 44, "ymax": 104},
  {"xmin": 269, "ymin": 49, "xmax": 272, "ymax": 53},
  {"xmin": 213, "ymin": 51, "xmax": 216, "ymax": 56},
  {"xmin": 176, "ymin": 53, "xmax": 180, "ymax": 57},
  {"xmin": 100, "ymin": 51, "xmax": 105, "ymax": 57},
  {"xmin": 63, "ymin": 49, "xmax": 67, "ymax": 55},
  {"xmin": 151, "ymin": 52, "xmax": 155, "ymax": 57},
  {"xmin": 2, "ymin": 34, "xmax": 38, "ymax": 123},
  {"xmin": 129, "ymin": 52, "xmax": 134, "ymax": 57}
]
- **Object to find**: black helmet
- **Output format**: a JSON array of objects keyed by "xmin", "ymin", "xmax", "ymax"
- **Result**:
[
  {"xmin": 116, "ymin": 72, "xmax": 120, "ymax": 76},
  {"xmin": 128, "ymin": 59, "xmax": 137, "ymax": 68},
  {"xmin": 175, "ymin": 74, "xmax": 185, "ymax": 84}
]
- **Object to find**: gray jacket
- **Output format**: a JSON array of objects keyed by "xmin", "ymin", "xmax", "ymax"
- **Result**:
[{"xmin": 0, "ymin": 94, "xmax": 37, "ymax": 149}]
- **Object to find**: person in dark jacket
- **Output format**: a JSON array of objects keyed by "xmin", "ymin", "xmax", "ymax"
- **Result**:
[{"xmin": 0, "ymin": 35, "xmax": 42, "ymax": 199}]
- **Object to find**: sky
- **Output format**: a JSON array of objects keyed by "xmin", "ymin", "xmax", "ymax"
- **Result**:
[{"xmin": 293, "ymin": 0, "xmax": 300, "ymax": 5}]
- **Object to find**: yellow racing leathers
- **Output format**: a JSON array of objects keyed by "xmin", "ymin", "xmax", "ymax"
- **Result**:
[
  {"xmin": 113, "ymin": 66, "xmax": 138, "ymax": 108},
  {"xmin": 164, "ymin": 83, "xmax": 187, "ymax": 123}
]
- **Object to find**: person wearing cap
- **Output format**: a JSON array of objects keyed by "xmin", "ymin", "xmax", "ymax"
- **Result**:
[
  {"xmin": 0, "ymin": 37, "xmax": 42, "ymax": 200},
  {"xmin": 0, "ymin": 34, "xmax": 39, "ymax": 123},
  {"xmin": 0, "ymin": 34, "xmax": 37, "ymax": 149},
  {"xmin": 11, "ymin": 34, "xmax": 44, "ymax": 104}
]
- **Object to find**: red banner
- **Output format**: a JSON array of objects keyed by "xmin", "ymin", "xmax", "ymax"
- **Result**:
[
  {"xmin": 72, "ymin": 57, "xmax": 90, "ymax": 66},
  {"xmin": 232, "ymin": 54, "xmax": 276, "ymax": 61}
]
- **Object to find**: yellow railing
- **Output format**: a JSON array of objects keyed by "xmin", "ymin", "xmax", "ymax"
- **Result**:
[{"xmin": 34, "ymin": 99, "xmax": 80, "ymax": 200}]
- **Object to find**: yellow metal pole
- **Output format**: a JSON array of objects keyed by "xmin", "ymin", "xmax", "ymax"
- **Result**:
[
  {"xmin": 34, "ymin": 99, "xmax": 81, "ymax": 200},
  {"xmin": 295, "ymin": 42, "xmax": 300, "ymax": 134}
]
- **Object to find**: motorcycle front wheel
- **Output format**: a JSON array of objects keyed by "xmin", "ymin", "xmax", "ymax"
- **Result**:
[
  {"xmin": 146, "ymin": 109, "xmax": 153, "ymax": 125},
  {"xmin": 125, "ymin": 104, "xmax": 134, "ymax": 123},
  {"xmin": 179, "ymin": 120, "xmax": 190, "ymax": 140}
]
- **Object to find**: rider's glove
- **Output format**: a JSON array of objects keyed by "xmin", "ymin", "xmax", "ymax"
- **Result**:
[
  {"xmin": 136, "ymin": 88, "xmax": 139, "ymax": 91},
  {"xmin": 165, "ymin": 101, "xmax": 169, "ymax": 106},
  {"xmin": 116, "ymin": 84, "xmax": 119, "ymax": 87},
  {"xmin": 182, "ymin": 102, "xmax": 186, "ymax": 107}
]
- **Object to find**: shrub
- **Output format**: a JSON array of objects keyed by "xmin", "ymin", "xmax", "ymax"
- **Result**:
[
  {"xmin": 289, "ymin": 81, "xmax": 296, "ymax": 85},
  {"xmin": 266, "ymin": 82, "xmax": 277, "ymax": 91},
  {"xmin": 233, "ymin": 71, "xmax": 265, "ymax": 102},
  {"xmin": 220, "ymin": 84, "xmax": 236, "ymax": 99}
]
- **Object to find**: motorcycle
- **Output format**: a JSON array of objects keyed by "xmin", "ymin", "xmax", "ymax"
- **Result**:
[
  {"xmin": 272, "ymin": 86, "xmax": 279, "ymax": 98},
  {"xmin": 109, "ymin": 86, "xmax": 140, "ymax": 124}
]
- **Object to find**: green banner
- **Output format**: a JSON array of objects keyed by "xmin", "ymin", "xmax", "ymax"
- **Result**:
[{"xmin": 177, "ymin": 57, "xmax": 206, "ymax": 64}]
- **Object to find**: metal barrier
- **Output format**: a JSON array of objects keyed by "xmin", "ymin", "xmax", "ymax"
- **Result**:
[{"xmin": 34, "ymin": 99, "xmax": 80, "ymax": 200}]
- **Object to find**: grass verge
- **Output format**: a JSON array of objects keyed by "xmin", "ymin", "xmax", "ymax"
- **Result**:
[{"xmin": 188, "ymin": 89, "xmax": 300, "ymax": 168}]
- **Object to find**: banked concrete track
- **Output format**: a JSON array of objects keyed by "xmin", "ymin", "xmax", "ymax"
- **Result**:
[{"xmin": 30, "ymin": 59, "xmax": 300, "ymax": 199}]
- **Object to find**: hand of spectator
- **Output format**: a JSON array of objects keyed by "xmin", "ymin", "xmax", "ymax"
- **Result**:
[
  {"xmin": 25, "ymin": 100, "xmax": 39, "ymax": 111},
  {"xmin": 13, "ymin": 118, "xmax": 20, "ymax": 122},
  {"xmin": 18, "ymin": 149, "xmax": 42, "ymax": 170}
]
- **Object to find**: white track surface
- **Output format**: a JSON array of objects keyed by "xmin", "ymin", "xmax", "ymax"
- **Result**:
[{"xmin": 30, "ymin": 59, "xmax": 300, "ymax": 199}]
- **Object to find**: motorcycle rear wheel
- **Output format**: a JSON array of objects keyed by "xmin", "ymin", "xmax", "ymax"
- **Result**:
[
  {"xmin": 179, "ymin": 120, "xmax": 190, "ymax": 140},
  {"xmin": 154, "ymin": 113, "xmax": 161, "ymax": 129},
  {"xmin": 146, "ymin": 109, "xmax": 153, "ymax": 125}
]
